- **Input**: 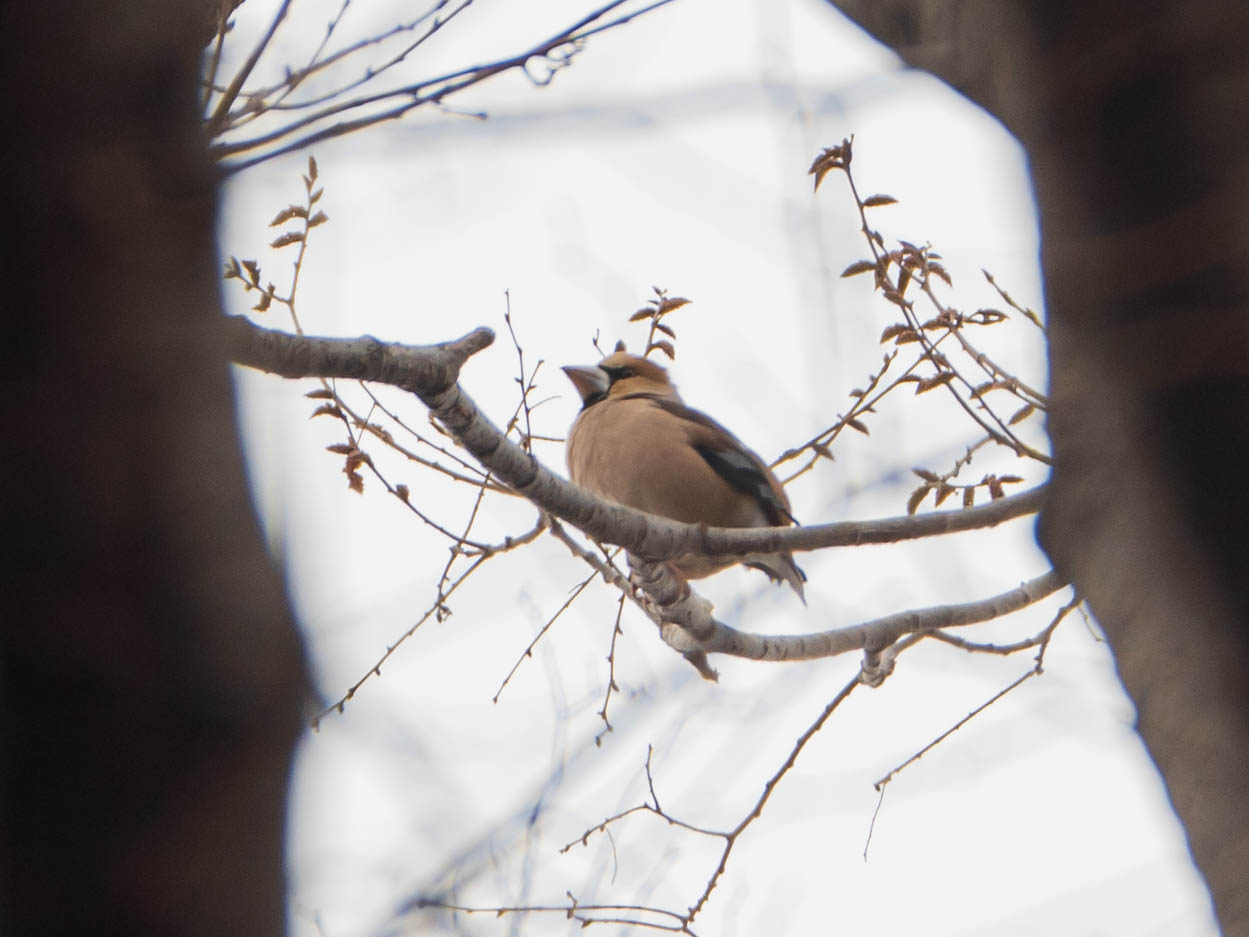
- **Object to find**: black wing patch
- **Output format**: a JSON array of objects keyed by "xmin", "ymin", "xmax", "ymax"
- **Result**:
[{"xmin": 695, "ymin": 444, "xmax": 796, "ymax": 526}]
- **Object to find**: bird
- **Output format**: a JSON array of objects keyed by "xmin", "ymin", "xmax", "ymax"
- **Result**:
[{"xmin": 562, "ymin": 347, "xmax": 806, "ymax": 601}]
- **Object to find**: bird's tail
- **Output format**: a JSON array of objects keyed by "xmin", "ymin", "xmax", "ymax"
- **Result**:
[{"xmin": 745, "ymin": 552, "xmax": 807, "ymax": 604}]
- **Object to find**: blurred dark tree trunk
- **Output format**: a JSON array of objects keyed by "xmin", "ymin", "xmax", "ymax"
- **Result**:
[
  {"xmin": 1, "ymin": 3, "xmax": 307, "ymax": 936},
  {"xmin": 827, "ymin": 1, "xmax": 1249, "ymax": 933}
]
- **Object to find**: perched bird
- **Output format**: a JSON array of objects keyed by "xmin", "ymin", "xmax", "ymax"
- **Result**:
[{"xmin": 562, "ymin": 348, "xmax": 806, "ymax": 600}]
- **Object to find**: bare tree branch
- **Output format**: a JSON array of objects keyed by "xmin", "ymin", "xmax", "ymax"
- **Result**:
[
  {"xmin": 212, "ymin": 0, "xmax": 679, "ymax": 174},
  {"xmin": 224, "ymin": 317, "xmax": 1044, "ymax": 563},
  {"xmin": 658, "ymin": 568, "xmax": 1067, "ymax": 661},
  {"xmin": 206, "ymin": 0, "xmax": 293, "ymax": 136},
  {"xmin": 226, "ymin": 316, "xmax": 1059, "ymax": 678}
]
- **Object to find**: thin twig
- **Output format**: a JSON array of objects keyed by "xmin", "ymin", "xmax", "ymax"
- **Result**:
[
  {"xmin": 214, "ymin": 0, "xmax": 678, "ymax": 173},
  {"xmin": 207, "ymin": 0, "xmax": 293, "ymax": 136}
]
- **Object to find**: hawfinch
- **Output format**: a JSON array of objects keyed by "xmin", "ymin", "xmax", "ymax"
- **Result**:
[{"xmin": 563, "ymin": 350, "xmax": 806, "ymax": 600}]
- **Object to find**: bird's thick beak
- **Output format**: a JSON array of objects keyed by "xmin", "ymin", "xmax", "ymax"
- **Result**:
[{"xmin": 561, "ymin": 364, "xmax": 610, "ymax": 403}]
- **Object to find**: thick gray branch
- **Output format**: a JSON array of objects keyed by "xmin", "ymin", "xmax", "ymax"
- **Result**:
[
  {"xmin": 225, "ymin": 318, "xmax": 1043, "ymax": 562},
  {"xmin": 659, "ymin": 569, "xmax": 1067, "ymax": 661},
  {"xmin": 221, "ymin": 315, "xmax": 493, "ymax": 390}
]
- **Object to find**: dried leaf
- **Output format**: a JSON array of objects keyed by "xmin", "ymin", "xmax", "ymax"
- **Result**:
[
  {"xmin": 310, "ymin": 404, "xmax": 343, "ymax": 420},
  {"xmin": 912, "ymin": 467, "xmax": 939, "ymax": 483},
  {"xmin": 304, "ymin": 388, "xmax": 334, "ymax": 400},
  {"xmin": 269, "ymin": 205, "xmax": 306, "ymax": 226},
  {"xmin": 988, "ymin": 478, "xmax": 1005, "ymax": 500},
  {"xmin": 998, "ymin": 474, "xmax": 1024, "ymax": 484},
  {"xmin": 845, "ymin": 417, "xmax": 869, "ymax": 435},
  {"xmin": 934, "ymin": 484, "xmax": 956, "ymax": 507},
  {"xmin": 962, "ymin": 487, "xmax": 975, "ymax": 508},
  {"xmin": 647, "ymin": 339, "xmax": 675, "ymax": 359},
  {"xmin": 971, "ymin": 308, "xmax": 1008, "ymax": 325},
  {"xmin": 879, "ymin": 324, "xmax": 913, "ymax": 343},
  {"xmin": 862, "ymin": 194, "xmax": 897, "ymax": 208},
  {"xmin": 395, "ymin": 484, "xmax": 409, "ymax": 502},
  {"xmin": 927, "ymin": 262, "xmax": 953, "ymax": 287},
  {"xmin": 828, "ymin": 138, "xmax": 852, "ymax": 166},
  {"xmin": 308, "ymin": 210, "xmax": 329, "ymax": 228},
  {"xmin": 906, "ymin": 485, "xmax": 929, "ymax": 515},
  {"xmin": 1009, "ymin": 403, "xmax": 1036, "ymax": 425},
  {"xmin": 915, "ymin": 372, "xmax": 956, "ymax": 394},
  {"xmin": 654, "ymin": 322, "xmax": 676, "ymax": 338},
  {"xmin": 896, "ymin": 266, "xmax": 912, "ymax": 297},
  {"xmin": 270, "ymin": 230, "xmax": 304, "ymax": 249},
  {"xmin": 347, "ymin": 471, "xmax": 364, "ymax": 494},
  {"xmin": 807, "ymin": 140, "xmax": 852, "ymax": 190},
  {"xmin": 628, "ymin": 307, "xmax": 653, "ymax": 322},
  {"xmin": 807, "ymin": 148, "xmax": 836, "ymax": 174},
  {"xmin": 657, "ymin": 296, "xmax": 690, "ymax": 314},
  {"xmin": 223, "ymin": 257, "xmax": 241, "ymax": 279},
  {"xmin": 307, "ymin": 154, "xmax": 318, "ymax": 182},
  {"xmin": 309, "ymin": 187, "xmax": 324, "ymax": 204},
  {"xmin": 841, "ymin": 259, "xmax": 876, "ymax": 278},
  {"xmin": 242, "ymin": 259, "xmax": 261, "ymax": 285}
]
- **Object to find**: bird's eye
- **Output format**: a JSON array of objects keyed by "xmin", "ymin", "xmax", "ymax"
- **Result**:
[{"xmin": 618, "ymin": 367, "xmax": 636, "ymax": 379}]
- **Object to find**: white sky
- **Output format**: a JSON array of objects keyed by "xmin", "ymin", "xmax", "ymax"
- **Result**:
[{"xmin": 218, "ymin": 1, "xmax": 1220, "ymax": 935}]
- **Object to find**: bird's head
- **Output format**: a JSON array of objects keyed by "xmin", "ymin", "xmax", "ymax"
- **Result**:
[{"xmin": 562, "ymin": 350, "xmax": 678, "ymax": 408}]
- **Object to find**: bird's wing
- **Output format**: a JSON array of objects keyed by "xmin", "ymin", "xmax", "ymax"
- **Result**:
[{"xmin": 635, "ymin": 395, "xmax": 798, "ymax": 527}]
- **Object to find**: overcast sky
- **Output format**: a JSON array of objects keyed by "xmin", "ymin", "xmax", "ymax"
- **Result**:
[{"xmin": 217, "ymin": 1, "xmax": 1219, "ymax": 934}]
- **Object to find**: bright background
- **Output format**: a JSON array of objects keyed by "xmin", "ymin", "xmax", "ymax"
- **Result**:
[{"xmin": 217, "ymin": 1, "xmax": 1219, "ymax": 934}]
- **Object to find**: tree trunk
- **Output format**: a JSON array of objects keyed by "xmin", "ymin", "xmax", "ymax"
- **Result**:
[{"xmin": 0, "ymin": 3, "xmax": 307, "ymax": 935}]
